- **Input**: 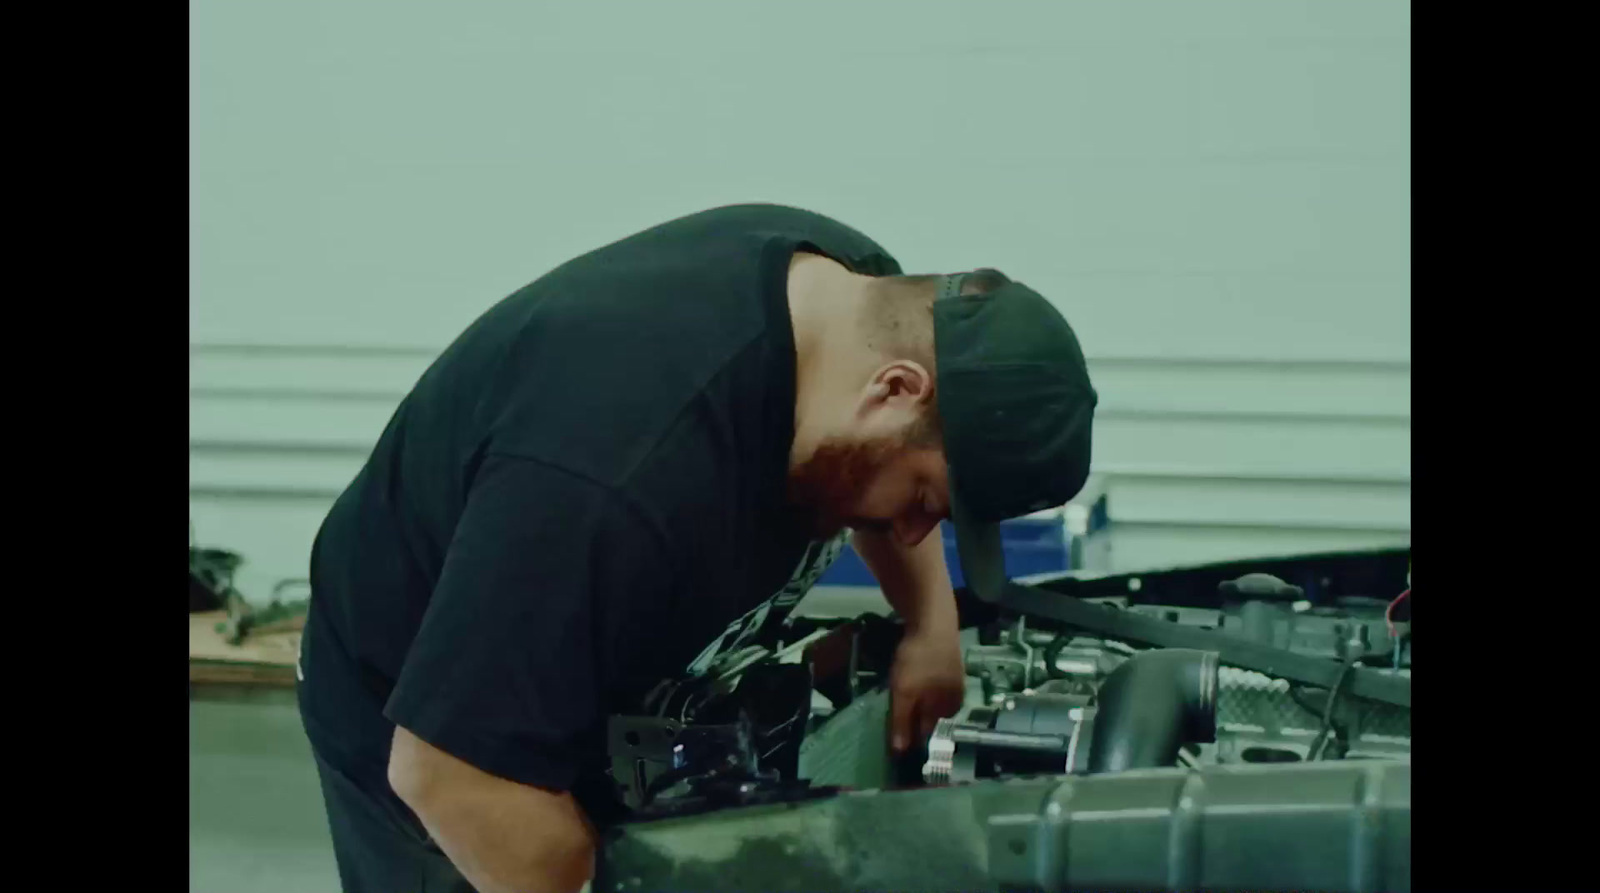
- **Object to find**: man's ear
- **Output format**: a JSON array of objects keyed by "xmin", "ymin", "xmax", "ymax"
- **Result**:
[{"xmin": 859, "ymin": 361, "xmax": 934, "ymax": 416}]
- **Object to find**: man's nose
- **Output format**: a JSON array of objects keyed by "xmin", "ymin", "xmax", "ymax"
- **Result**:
[{"xmin": 894, "ymin": 513, "xmax": 941, "ymax": 549}]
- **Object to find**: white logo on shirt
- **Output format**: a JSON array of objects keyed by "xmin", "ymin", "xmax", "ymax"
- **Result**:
[{"xmin": 684, "ymin": 531, "xmax": 849, "ymax": 676}]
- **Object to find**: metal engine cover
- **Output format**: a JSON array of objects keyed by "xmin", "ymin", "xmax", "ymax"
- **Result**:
[{"xmin": 598, "ymin": 758, "xmax": 1410, "ymax": 893}]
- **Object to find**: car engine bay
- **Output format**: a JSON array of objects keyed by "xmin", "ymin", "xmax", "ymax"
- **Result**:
[{"xmin": 596, "ymin": 548, "xmax": 1412, "ymax": 893}]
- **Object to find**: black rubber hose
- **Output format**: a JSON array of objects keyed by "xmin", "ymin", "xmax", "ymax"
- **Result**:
[
  {"xmin": 1042, "ymin": 634, "xmax": 1070, "ymax": 679},
  {"xmin": 1087, "ymin": 648, "xmax": 1219, "ymax": 773},
  {"xmin": 1307, "ymin": 656, "xmax": 1357, "ymax": 761}
]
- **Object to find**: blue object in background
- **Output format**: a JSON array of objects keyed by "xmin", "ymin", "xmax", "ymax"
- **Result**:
[{"xmin": 817, "ymin": 517, "xmax": 1075, "ymax": 587}]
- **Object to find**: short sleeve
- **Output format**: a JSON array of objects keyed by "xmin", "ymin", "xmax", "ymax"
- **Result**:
[{"xmin": 384, "ymin": 453, "xmax": 672, "ymax": 792}]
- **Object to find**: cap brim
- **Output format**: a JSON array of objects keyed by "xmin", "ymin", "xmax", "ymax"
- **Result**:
[{"xmin": 950, "ymin": 493, "xmax": 1006, "ymax": 603}]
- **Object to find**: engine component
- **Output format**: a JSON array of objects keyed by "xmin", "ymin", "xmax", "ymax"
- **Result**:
[
  {"xmin": 1211, "ymin": 577, "xmax": 1405, "ymax": 666},
  {"xmin": 606, "ymin": 711, "xmax": 832, "ymax": 819},
  {"xmin": 1214, "ymin": 666, "xmax": 1410, "ymax": 764},
  {"xmin": 923, "ymin": 693, "xmax": 1097, "ymax": 785},
  {"xmin": 599, "ymin": 758, "xmax": 1411, "ymax": 893},
  {"xmin": 609, "ymin": 663, "xmax": 816, "ymax": 814},
  {"xmin": 1088, "ymin": 647, "xmax": 1218, "ymax": 772},
  {"xmin": 965, "ymin": 622, "xmax": 1124, "ymax": 704},
  {"xmin": 1218, "ymin": 571, "xmax": 1305, "ymax": 601},
  {"xmin": 798, "ymin": 613, "xmax": 901, "ymax": 710},
  {"xmin": 796, "ymin": 686, "xmax": 919, "ymax": 790},
  {"xmin": 963, "ymin": 617, "xmax": 1411, "ymax": 771},
  {"xmin": 994, "ymin": 581, "xmax": 1410, "ymax": 707},
  {"xmin": 923, "ymin": 648, "xmax": 1218, "ymax": 784},
  {"xmin": 601, "ymin": 549, "xmax": 1413, "ymax": 892}
]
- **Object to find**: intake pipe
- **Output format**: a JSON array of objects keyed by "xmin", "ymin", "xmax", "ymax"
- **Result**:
[{"xmin": 1087, "ymin": 648, "xmax": 1219, "ymax": 773}]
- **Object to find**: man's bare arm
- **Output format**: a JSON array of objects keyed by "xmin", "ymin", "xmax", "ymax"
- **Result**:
[
  {"xmin": 388, "ymin": 725, "xmax": 595, "ymax": 893},
  {"xmin": 852, "ymin": 526, "xmax": 967, "ymax": 751},
  {"xmin": 851, "ymin": 526, "xmax": 958, "ymax": 635}
]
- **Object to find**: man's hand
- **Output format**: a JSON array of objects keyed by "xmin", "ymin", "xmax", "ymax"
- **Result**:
[{"xmin": 888, "ymin": 624, "xmax": 967, "ymax": 754}]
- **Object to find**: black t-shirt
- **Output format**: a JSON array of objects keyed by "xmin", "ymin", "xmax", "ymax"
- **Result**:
[{"xmin": 297, "ymin": 204, "xmax": 901, "ymax": 827}]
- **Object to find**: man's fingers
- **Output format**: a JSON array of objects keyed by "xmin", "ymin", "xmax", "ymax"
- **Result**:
[{"xmin": 889, "ymin": 689, "xmax": 916, "ymax": 754}]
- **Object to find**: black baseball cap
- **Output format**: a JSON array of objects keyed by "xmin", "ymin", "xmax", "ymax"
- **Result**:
[{"xmin": 933, "ymin": 271, "xmax": 1098, "ymax": 602}]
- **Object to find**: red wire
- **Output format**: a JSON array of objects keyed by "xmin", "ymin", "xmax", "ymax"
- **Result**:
[{"xmin": 1385, "ymin": 589, "xmax": 1410, "ymax": 637}]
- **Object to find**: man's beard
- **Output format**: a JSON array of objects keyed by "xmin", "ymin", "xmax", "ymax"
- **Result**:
[
  {"xmin": 786, "ymin": 405, "xmax": 941, "ymax": 538},
  {"xmin": 786, "ymin": 435, "xmax": 903, "ymax": 539}
]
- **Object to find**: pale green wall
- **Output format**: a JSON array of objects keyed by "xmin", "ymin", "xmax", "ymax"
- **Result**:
[{"xmin": 189, "ymin": 0, "xmax": 1410, "ymax": 601}]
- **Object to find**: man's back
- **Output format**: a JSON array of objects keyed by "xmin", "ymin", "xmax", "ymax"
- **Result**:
[{"xmin": 298, "ymin": 203, "xmax": 900, "ymax": 830}]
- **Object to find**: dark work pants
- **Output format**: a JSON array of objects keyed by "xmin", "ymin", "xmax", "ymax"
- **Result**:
[
  {"xmin": 297, "ymin": 610, "xmax": 477, "ymax": 893},
  {"xmin": 307, "ymin": 744, "xmax": 478, "ymax": 893}
]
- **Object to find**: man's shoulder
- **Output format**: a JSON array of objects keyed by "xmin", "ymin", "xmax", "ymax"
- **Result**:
[
  {"xmin": 673, "ymin": 203, "xmax": 902, "ymax": 274},
  {"xmin": 578, "ymin": 204, "xmax": 900, "ymax": 278}
]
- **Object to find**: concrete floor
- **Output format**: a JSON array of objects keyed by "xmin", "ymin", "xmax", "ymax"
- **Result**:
[{"xmin": 190, "ymin": 686, "xmax": 341, "ymax": 892}]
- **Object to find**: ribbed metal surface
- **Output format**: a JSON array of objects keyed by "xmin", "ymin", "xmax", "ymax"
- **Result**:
[
  {"xmin": 601, "ymin": 759, "xmax": 1412, "ymax": 893},
  {"xmin": 797, "ymin": 688, "xmax": 893, "ymax": 789},
  {"xmin": 1217, "ymin": 666, "xmax": 1410, "ymax": 742}
]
